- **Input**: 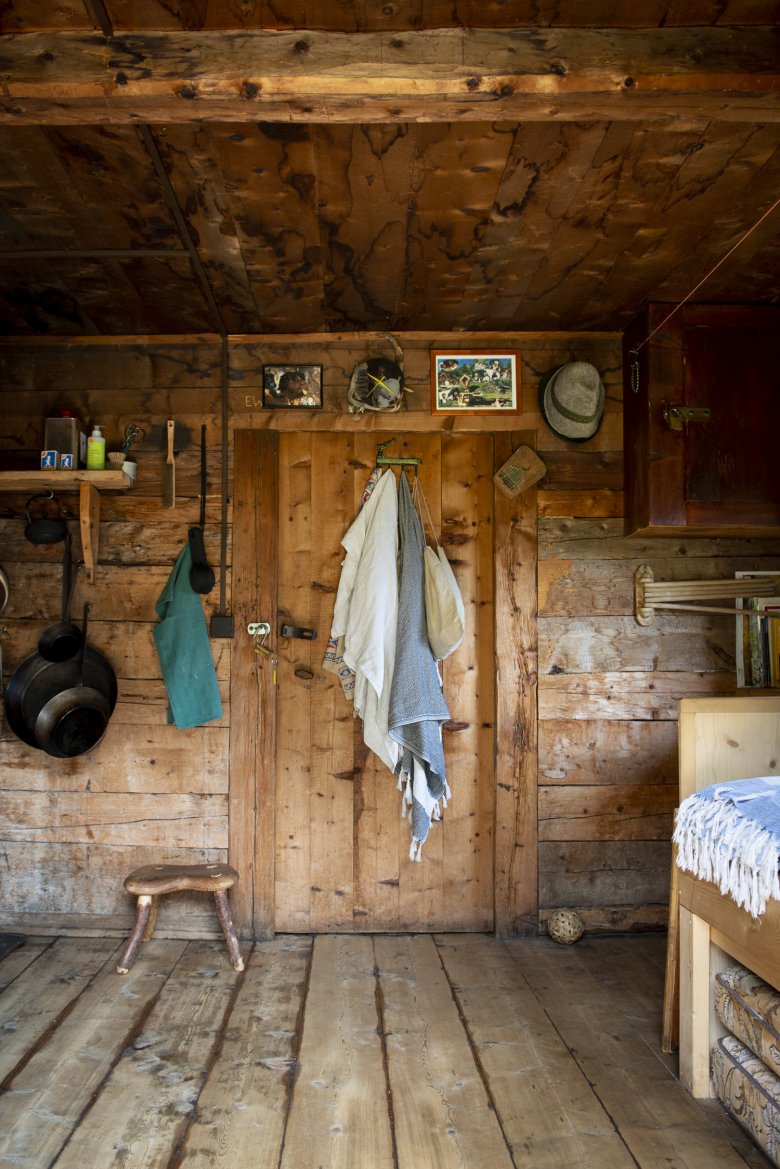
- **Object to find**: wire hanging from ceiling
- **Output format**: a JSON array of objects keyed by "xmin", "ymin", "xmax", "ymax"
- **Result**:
[{"xmin": 629, "ymin": 192, "xmax": 780, "ymax": 393}]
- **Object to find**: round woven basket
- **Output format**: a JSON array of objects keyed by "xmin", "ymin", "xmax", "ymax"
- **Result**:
[{"xmin": 547, "ymin": 908, "xmax": 584, "ymax": 945}]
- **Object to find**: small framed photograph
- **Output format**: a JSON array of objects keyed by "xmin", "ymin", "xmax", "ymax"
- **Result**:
[
  {"xmin": 262, "ymin": 364, "xmax": 323, "ymax": 409},
  {"xmin": 431, "ymin": 351, "xmax": 520, "ymax": 415}
]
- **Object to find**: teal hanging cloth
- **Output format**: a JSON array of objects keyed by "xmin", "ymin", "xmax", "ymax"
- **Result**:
[{"xmin": 153, "ymin": 543, "xmax": 223, "ymax": 730}]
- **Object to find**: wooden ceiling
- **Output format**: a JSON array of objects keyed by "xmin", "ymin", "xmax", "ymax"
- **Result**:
[
  {"xmin": 1, "ymin": 2, "xmax": 777, "ymax": 32},
  {"xmin": 0, "ymin": 2, "xmax": 778, "ymax": 336}
]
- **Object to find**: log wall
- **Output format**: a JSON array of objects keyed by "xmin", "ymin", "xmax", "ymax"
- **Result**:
[{"xmin": 0, "ymin": 330, "xmax": 777, "ymax": 937}]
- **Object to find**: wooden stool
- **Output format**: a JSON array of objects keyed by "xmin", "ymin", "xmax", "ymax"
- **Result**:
[{"xmin": 116, "ymin": 863, "xmax": 244, "ymax": 974}]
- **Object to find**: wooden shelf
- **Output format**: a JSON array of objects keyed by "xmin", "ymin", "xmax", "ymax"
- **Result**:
[
  {"xmin": 0, "ymin": 469, "xmax": 133, "ymax": 582},
  {"xmin": 0, "ymin": 470, "xmax": 132, "ymax": 493}
]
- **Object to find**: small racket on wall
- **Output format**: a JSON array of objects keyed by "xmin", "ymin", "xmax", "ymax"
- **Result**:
[{"xmin": 493, "ymin": 446, "xmax": 547, "ymax": 498}]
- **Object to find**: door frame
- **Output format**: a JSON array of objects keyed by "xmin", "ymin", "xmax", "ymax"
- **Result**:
[
  {"xmin": 229, "ymin": 429, "xmax": 278, "ymax": 938},
  {"xmin": 228, "ymin": 426, "xmax": 538, "ymax": 938}
]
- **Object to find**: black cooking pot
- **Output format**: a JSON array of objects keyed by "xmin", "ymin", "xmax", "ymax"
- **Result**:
[{"xmin": 5, "ymin": 605, "xmax": 117, "ymax": 758}]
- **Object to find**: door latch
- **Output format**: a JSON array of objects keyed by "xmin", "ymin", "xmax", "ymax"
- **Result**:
[
  {"xmin": 280, "ymin": 623, "xmax": 317, "ymax": 641},
  {"xmin": 663, "ymin": 405, "xmax": 711, "ymax": 431}
]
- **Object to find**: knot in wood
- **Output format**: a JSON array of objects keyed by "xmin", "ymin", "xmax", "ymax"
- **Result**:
[{"xmin": 295, "ymin": 39, "xmax": 310, "ymax": 53}]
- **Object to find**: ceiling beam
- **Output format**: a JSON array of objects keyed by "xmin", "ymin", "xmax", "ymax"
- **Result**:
[{"xmin": 0, "ymin": 27, "xmax": 778, "ymax": 125}]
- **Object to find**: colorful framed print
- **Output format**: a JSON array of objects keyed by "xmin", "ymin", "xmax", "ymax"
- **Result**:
[
  {"xmin": 262, "ymin": 364, "xmax": 323, "ymax": 409},
  {"xmin": 431, "ymin": 351, "xmax": 520, "ymax": 415}
]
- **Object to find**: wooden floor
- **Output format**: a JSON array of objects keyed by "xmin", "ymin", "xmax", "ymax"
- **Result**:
[{"xmin": 0, "ymin": 931, "xmax": 770, "ymax": 1169}]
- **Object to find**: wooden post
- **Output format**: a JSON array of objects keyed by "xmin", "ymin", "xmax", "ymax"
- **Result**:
[
  {"xmin": 494, "ymin": 431, "xmax": 538, "ymax": 936},
  {"xmin": 661, "ymin": 853, "xmax": 679, "ymax": 1053},
  {"xmin": 79, "ymin": 480, "xmax": 101, "ymax": 583},
  {"xmin": 229, "ymin": 429, "xmax": 279, "ymax": 939}
]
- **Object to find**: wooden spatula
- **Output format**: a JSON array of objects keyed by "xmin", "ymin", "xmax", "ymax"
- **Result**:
[{"xmin": 162, "ymin": 419, "xmax": 175, "ymax": 508}]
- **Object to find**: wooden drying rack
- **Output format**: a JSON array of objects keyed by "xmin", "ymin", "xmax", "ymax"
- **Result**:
[{"xmin": 634, "ymin": 565, "xmax": 780, "ymax": 625}]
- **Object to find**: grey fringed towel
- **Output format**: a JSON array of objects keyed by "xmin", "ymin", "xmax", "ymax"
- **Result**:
[
  {"xmin": 673, "ymin": 776, "xmax": 780, "ymax": 917},
  {"xmin": 389, "ymin": 472, "xmax": 450, "ymax": 858}
]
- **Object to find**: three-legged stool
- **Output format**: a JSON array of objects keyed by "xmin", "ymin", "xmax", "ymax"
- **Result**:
[{"xmin": 116, "ymin": 863, "xmax": 244, "ymax": 974}]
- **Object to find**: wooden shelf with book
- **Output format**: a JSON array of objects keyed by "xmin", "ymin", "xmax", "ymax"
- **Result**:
[{"xmin": 736, "ymin": 572, "xmax": 780, "ymax": 690}]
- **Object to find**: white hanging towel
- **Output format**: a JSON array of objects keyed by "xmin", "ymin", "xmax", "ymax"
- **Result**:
[{"xmin": 330, "ymin": 469, "xmax": 400, "ymax": 771}]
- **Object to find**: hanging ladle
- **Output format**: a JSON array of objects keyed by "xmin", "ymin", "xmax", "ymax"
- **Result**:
[
  {"xmin": 38, "ymin": 533, "xmax": 83, "ymax": 662},
  {"xmin": 188, "ymin": 423, "xmax": 216, "ymax": 595}
]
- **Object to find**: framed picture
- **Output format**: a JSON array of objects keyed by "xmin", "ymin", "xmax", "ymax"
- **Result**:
[
  {"xmin": 431, "ymin": 351, "xmax": 520, "ymax": 415},
  {"xmin": 262, "ymin": 364, "xmax": 323, "ymax": 409}
]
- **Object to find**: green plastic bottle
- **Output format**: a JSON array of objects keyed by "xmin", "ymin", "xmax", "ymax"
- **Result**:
[{"xmin": 86, "ymin": 424, "xmax": 106, "ymax": 470}]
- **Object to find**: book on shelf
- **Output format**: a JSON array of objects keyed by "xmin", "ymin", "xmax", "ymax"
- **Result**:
[
  {"xmin": 736, "ymin": 572, "xmax": 780, "ymax": 689},
  {"xmin": 767, "ymin": 606, "xmax": 780, "ymax": 688}
]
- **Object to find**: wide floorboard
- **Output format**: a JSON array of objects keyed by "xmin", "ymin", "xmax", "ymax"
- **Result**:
[{"xmin": 0, "ymin": 932, "xmax": 769, "ymax": 1169}]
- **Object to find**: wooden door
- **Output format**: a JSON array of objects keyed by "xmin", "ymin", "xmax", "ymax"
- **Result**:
[
  {"xmin": 272, "ymin": 431, "xmax": 495, "ymax": 932},
  {"xmin": 683, "ymin": 308, "xmax": 779, "ymax": 526},
  {"xmin": 623, "ymin": 303, "xmax": 780, "ymax": 536}
]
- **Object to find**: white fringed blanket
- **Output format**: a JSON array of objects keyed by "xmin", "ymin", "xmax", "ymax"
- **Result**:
[{"xmin": 673, "ymin": 776, "xmax": 780, "ymax": 918}]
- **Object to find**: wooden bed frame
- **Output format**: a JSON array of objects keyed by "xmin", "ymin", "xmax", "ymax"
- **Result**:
[{"xmin": 675, "ymin": 696, "xmax": 780, "ymax": 1098}]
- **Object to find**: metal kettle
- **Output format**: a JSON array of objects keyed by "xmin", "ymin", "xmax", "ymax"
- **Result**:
[{"xmin": 24, "ymin": 493, "xmax": 67, "ymax": 545}]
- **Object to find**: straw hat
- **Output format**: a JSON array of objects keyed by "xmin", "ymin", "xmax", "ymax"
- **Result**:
[{"xmin": 539, "ymin": 362, "xmax": 605, "ymax": 443}]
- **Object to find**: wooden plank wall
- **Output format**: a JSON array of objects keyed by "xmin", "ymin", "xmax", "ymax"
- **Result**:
[
  {"xmin": 536, "ymin": 521, "xmax": 780, "ymax": 931},
  {"xmin": 0, "ymin": 337, "xmax": 231, "ymax": 937},
  {"xmin": 0, "ymin": 330, "xmax": 778, "ymax": 936}
]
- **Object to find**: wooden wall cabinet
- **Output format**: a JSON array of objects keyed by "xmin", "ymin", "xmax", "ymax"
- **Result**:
[{"xmin": 622, "ymin": 304, "xmax": 780, "ymax": 537}]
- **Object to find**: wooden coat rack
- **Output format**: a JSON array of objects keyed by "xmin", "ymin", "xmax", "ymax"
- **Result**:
[{"xmin": 375, "ymin": 439, "xmax": 421, "ymax": 469}]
